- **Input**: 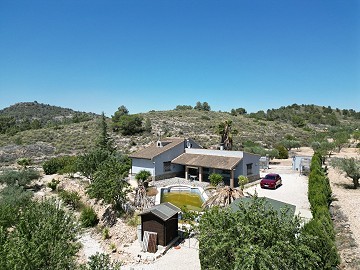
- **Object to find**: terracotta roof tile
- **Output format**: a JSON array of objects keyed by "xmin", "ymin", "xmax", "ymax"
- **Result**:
[
  {"xmin": 172, "ymin": 153, "xmax": 242, "ymax": 170},
  {"xmin": 129, "ymin": 138, "xmax": 185, "ymax": 160}
]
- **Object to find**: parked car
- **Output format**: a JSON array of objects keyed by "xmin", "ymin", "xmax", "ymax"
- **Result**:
[{"xmin": 260, "ymin": 173, "xmax": 282, "ymax": 189}]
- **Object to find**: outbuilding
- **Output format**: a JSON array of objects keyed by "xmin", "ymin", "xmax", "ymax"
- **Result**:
[{"xmin": 139, "ymin": 202, "xmax": 180, "ymax": 247}]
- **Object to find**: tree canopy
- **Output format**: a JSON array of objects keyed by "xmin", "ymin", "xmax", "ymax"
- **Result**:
[
  {"xmin": 331, "ymin": 157, "xmax": 360, "ymax": 189},
  {"xmin": 199, "ymin": 196, "xmax": 320, "ymax": 270}
]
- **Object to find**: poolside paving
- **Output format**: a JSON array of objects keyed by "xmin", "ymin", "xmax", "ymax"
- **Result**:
[{"xmin": 150, "ymin": 177, "xmax": 210, "ymax": 189}]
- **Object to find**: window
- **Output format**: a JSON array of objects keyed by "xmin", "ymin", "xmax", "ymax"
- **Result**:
[
  {"xmin": 163, "ymin": 161, "xmax": 171, "ymax": 172},
  {"xmin": 246, "ymin": 163, "xmax": 253, "ymax": 175}
]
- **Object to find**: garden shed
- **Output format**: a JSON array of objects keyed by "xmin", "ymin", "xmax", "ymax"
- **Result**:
[{"xmin": 139, "ymin": 202, "xmax": 180, "ymax": 246}]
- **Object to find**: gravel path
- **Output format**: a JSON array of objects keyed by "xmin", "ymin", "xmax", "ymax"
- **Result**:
[{"xmin": 78, "ymin": 232, "xmax": 104, "ymax": 262}]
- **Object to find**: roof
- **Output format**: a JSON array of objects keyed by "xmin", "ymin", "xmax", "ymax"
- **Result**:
[
  {"xmin": 172, "ymin": 153, "xmax": 242, "ymax": 170},
  {"xmin": 230, "ymin": 197, "xmax": 296, "ymax": 217},
  {"xmin": 139, "ymin": 202, "xmax": 180, "ymax": 221},
  {"xmin": 129, "ymin": 138, "xmax": 185, "ymax": 160}
]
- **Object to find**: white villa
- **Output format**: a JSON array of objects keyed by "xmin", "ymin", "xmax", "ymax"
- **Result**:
[{"xmin": 129, "ymin": 138, "xmax": 260, "ymax": 188}]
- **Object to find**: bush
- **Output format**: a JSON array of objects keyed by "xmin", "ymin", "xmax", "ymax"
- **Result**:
[
  {"xmin": 102, "ymin": 227, "xmax": 110, "ymax": 240},
  {"xmin": 209, "ymin": 173, "xmax": 223, "ymax": 186},
  {"xmin": 135, "ymin": 170, "xmax": 151, "ymax": 187},
  {"xmin": 238, "ymin": 175, "xmax": 249, "ymax": 190},
  {"xmin": 17, "ymin": 158, "xmax": 32, "ymax": 168},
  {"xmin": 43, "ymin": 156, "xmax": 78, "ymax": 175},
  {"xmin": 58, "ymin": 190, "xmax": 82, "ymax": 210},
  {"xmin": 275, "ymin": 144, "xmax": 288, "ymax": 159},
  {"xmin": 305, "ymin": 152, "xmax": 339, "ymax": 268},
  {"xmin": 0, "ymin": 169, "xmax": 40, "ymax": 187},
  {"xmin": 47, "ymin": 178, "xmax": 60, "ymax": 191},
  {"xmin": 80, "ymin": 206, "xmax": 99, "ymax": 227}
]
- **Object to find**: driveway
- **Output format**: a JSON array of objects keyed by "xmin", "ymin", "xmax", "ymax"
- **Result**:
[{"xmin": 245, "ymin": 165, "xmax": 312, "ymax": 221}]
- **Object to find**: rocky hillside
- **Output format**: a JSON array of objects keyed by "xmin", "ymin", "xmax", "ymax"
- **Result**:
[
  {"xmin": 0, "ymin": 101, "xmax": 96, "ymax": 122},
  {"xmin": 0, "ymin": 102, "xmax": 359, "ymax": 165}
]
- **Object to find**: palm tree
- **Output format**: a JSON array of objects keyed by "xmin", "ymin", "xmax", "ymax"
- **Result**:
[
  {"xmin": 202, "ymin": 184, "xmax": 245, "ymax": 208},
  {"xmin": 134, "ymin": 185, "xmax": 154, "ymax": 211},
  {"xmin": 217, "ymin": 120, "xmax": 237, "ymax": 150}
]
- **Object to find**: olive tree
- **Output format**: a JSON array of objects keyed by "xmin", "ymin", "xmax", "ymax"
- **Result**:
[{"xmin": 331, "ymin": 157, "xmax": 360, "ymax": 189}]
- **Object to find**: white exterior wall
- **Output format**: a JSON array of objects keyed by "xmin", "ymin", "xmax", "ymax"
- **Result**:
[
  {"xmin": 292, "ymin": 156, "xmax": 312, "ymax": 171},
  {"xmin": 240, "ymin": 152, "xmax": 261, "ymax": 179},
  {"xmin": 153, "ymin": 142, "xmax": 186, "ymax": 175},
  {"xmin": 185, "ymin": 148, "xmax": 244, "ymax": 158},
  {"xmin": 132, "ymin": 158, "xmax": 156, "ymax": 176},
  {"xmin": 131, "ymin": 138, "xmax": 202, "ymax": 178}
]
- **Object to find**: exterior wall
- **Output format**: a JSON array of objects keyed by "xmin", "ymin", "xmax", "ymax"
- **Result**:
[
  {"xmin": 132, "ymin": 158, "xmax": 155, "ymax": 176},
  {"xmin": 292, "ymin": 156, "xmax": 312, "ymax": 171},
  {"xmin": 141, "ymin": 214, "xmax": 166, "ymax": 246},
  {"xmin": 185, "ymin": 148, "xmax": 244, "ymax": 158},
  {"xmin": 153, "ymin": 143, "xmax": 187, "ymax": 176},
  {"xmin": 131, "ymin": 138, "xmax": 201, "ymax": 179},
  {"xmin": 165, "ymin": 213, "xmax": 179, "ymax": 245},
  {"xmin": 239, "ymin": 152, "xmax": 261, "ymax": 182},
  {"xmin": 141, "ymin": 213, "xmax": 178, "ymax": 246}
]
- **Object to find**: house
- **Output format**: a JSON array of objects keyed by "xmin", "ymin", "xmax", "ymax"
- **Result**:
[
  {"xmin": 172, "ymin": 148, "xmax": 260, "ymax": 188},
  {"xmin": 129, "ymin": 138, "xmax": 261, "ymax": 188},
  {"xmin": 139, "ymin": 202, "xmax": 180, "ymax": 247},
  {"xmin": 292, "ymin": 156, "xmax": 311, "ymax": 175},
  {"xmin": 129, "ymin": 138, "xmax": 201, "ymax": 180}
]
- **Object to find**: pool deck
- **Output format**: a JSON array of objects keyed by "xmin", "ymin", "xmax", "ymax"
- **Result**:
[{"xmin": 149, "ymin": 177, "xmax": 211, "ymax": 189}]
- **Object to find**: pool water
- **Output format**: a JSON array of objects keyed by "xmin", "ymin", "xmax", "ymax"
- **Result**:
[{"xmin": 161, "ymin": 191, "xmax": 204, "ymax": 211}]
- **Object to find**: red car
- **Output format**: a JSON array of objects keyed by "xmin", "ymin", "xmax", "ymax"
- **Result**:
[{"xmin": 260, "ymin": 173, "xmax": 282, "ymax": 189}]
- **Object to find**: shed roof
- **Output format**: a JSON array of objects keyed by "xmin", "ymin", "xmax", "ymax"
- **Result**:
[
  {"xmin": 172, "ymin": 153, "xmax": 242, "ymax": 170},
  {"xmin": 230, "ymin": 197, "xmax": 296, "ymax": 217},
  {"xmin": 129, "ymin": 138, "xmax": 185, "ymax": 160},
  {"xmin": 139, "ymin": 202, "xmax": 180, "ymax": 221}
]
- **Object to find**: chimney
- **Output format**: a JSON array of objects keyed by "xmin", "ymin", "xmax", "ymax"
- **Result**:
[
  {"xmin": 220, "ymin": 143, "xmax": 224, "ymax": 151},
  {"xmin": 157, "ymin": 141, "xmax": 163, "ymax": 148}
]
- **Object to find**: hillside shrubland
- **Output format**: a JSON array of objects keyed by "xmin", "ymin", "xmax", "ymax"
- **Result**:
[{"xmin": 0, "ymin": 102, "xmax": 359, "ymax": 165}]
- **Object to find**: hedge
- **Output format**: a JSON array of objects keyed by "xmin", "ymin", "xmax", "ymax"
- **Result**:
[{"xmin": 304, "ymin": 152, "xmax": 339, "ymax": 269}]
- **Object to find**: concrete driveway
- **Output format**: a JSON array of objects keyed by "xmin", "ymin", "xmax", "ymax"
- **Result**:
[{"xmin": 245, "ymin": 165, "xmax": 312, "ymax": 222}]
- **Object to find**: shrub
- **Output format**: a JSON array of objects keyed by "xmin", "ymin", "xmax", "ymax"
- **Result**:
[
  {"xmin": 135, "ymin": 170, "xmax": 151, "ymax": 187},
  {"xmin": 275, "ymin": 144, "xmax": 288, "ymax": 159},
  {"xmin": 47, "ymin": 178, "xmax": 60, "ymax": 191},
  {"xmin": 58, "ymin": 190, "xmax": 82, "ymax": 210},
  {"xmin": 102, "ymin": 227, "xmax": 110, "ymax": 239},
  {"xmin": 305, "ymin": 152, "xmax": 339, "ymax": 268},
  {"xmin": 0, "ymin": 169, "xmax": 40, "ymax": 187},
  {"xmin": 17, "ymin": 158, "xmax": 32, "ymax": 168},
  {"xmin": 209, "ymin": 173, "xmax": 223, "ymax": 186},
  {"xmin": 43, "ymin": 156, "xmax": 78, "ymax": 175},
  {"xmin": 80, "ymin": 206, "xmax": 99, "ymax": 227},
  {"xmin": 238, "ymin": 175, "xmax": 249, "ymax": 190}
]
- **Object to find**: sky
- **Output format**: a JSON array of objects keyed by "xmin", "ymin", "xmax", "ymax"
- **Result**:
[{"xmin": 0, "ymin": 0, "xmax": 359, "ymax": 116}]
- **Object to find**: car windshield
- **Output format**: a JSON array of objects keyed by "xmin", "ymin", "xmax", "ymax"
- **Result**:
[{"xmin": 265, "ymin": 175, "xmax": 276, "ymax": 180}]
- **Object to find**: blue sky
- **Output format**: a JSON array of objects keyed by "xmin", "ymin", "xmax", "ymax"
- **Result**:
[{"xmin": 0, "ymin": 0, "xmax": 359, "ymax": 116}]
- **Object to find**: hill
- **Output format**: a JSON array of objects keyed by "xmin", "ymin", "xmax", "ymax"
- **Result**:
[
  {"xmin": 0, "ymin": 102, "xmax": 97, "ymax": 135},
  {"xmin": 0, "ymin": 102, "xmax": 359, "ymax": 165}
]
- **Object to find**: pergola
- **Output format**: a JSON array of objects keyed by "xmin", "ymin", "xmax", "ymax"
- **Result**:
[{"xmin": 172, "ymin": 153, "xmax": 242, "ymax": 188}]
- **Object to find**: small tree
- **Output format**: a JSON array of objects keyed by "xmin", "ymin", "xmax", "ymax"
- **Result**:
[
  {"xmin": 135, "ymin": 170, "xmax": 152, "ymax": 187},
  {"xmin": 331, "ymin": 157, "xmax": 360, "ymax": 189},
  {"xmin": 275, "ymin": 144, "xmax": 288, "ymax": 159},
  {"xmin": 238, "ymin": 175, "xmax": 249, "ymax": 190},
  {"xmin": 86, "ymin": 156, "xmax": 131, "ymax": 210},
  {"xmin": 208, "ymin": 173, "xmax": 223, "ymax": 186},
  {"xmin": 97, "ymin": 112, "xmax": 115, "ymax": 152}
]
